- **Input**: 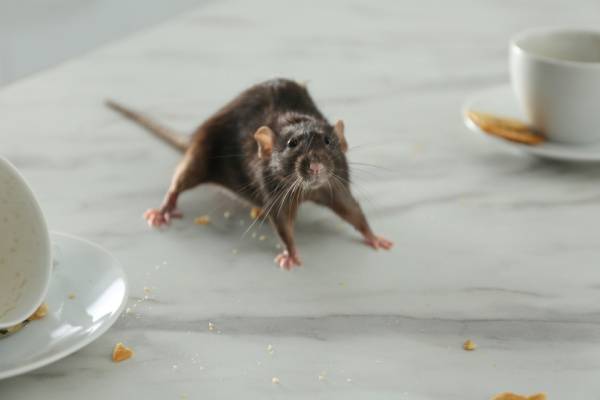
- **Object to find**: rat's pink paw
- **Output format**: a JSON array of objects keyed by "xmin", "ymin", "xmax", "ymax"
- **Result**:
[
  {"xmin": 143, "ymin": 208, "xmax": 182, "ymax": 228},
  {"xmin": 144, "ymin": 209, "xmax": 167, "ymax": 227},
  {"xmin": 274, "ymin": 251, "xmax": 302, "ymax": 270},
  {"xmin": 364, "ymin": 234, "xmax": 393, "ymax": 250}
]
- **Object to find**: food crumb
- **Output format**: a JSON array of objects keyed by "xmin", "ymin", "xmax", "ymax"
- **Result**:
[
  {"xmin": 259, "ymin": 235, "xmax": 267, "ymax": 241},
  {"xmin": 491, "ymin": 393, "xmax": 546, "ymax": 400},
  {"xmin": 208, "ymin": 322, "xmax": 215, "ymax": 331},
  {"xmin": 223, "ymin": 211, "xmax": 231, "ymax": 219},
  {"xmin": 68, "ymin": 293, "xmax": 76, "ymax": 300},
  {"xmin": 194, "ymin": 215, "xmax": 211, "ymax": 225},
  {"xmin": 267, "ymin": 344, "xmax": 274, "ymax": 355},
  {"xmin": 29, "ymin": 303, "xmax": 48, "ymax": 320},
  {"xmin": 271, "ymin": 377, "xmax": 280, "ymax": 385},
  {"xmin": 318, "ymin": 372, "xmax": 327, "ymax": 381},
  {"xmin": 250, "ymin": 207, "xmax": 263, "ymax": 219},
  {"xmin": 111, "ymin": 342, "xmax": 134, "ymax": 362},
  {"xmin": 346, "ymin": 378, "xmax": 353, "ymax": 383},
  {"xmin": 463, "ymin": 339, "xmax": 477, "ymax": 351}
]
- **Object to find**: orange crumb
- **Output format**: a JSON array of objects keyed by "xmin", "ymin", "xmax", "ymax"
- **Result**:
[
  {"xmin": 194, "ymin": 215, "xmax": 211, "ymax": 225},
  {"xmin": 463, "ymin": 339, "xmax": 476, "ymax": 351},
  {"xmin": 250, "ymin": 207, "xmax": 263, "ymax": 219},
  {"xmin": 112, "ymin": 342, "xmax": 134, "ymax": 362}
]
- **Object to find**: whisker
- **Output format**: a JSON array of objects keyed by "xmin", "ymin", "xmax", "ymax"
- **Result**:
[
  {"xmin": 348, "ymin": 161, "xmax": 394, "ymax": 172},
  {"xmin": 242, "ymin": 176, "xmax": 290, "ymax": 236},
  {"xmin": 276, "ymin": 177, "xmax": 301, "ymax": 218},
  {"xmin": 332, "ymin": 173, "xmax": 375, "ymax": 209},
  {"xmin": 347, "ymin": 142, "xmax": 388, "ymax": 152},
  {"xmin": 253, "ymin": 174, "xmax": 296, "ymax": 231},
  {"xmin": 258, "ymin": 177, "xmax": 294, "ymax": 228}
]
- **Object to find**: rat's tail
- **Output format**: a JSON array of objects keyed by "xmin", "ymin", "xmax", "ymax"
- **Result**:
[{"xmin": 105, "ymin": 100, "xmax": 188, "ymax": 152}]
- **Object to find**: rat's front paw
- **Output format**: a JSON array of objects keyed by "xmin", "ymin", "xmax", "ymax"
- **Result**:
[
  {"xmin": 274, "ymin": 251, "xmax": 302, "ymax": 270},
  {"xmin": 364, "ymin": 234, "xmax": 393, "ymax": 250},
  {"xmin": 143, "ymin": 208, "xmax": 182, "ymax": 228}
]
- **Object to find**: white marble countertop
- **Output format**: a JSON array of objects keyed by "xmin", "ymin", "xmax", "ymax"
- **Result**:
[{"xmin": 2, "ymin": 0, "xmax": 600, "ymax": 398}]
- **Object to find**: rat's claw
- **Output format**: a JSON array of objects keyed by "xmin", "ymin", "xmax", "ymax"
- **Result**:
[
  {"xmin": 274, "ymin": 251, "xmax": 302, "ymax": 270},
  {"xmin": 144, "ymin": 209, "xmax": 166, "ymax": 227},
  {"xmin": 364, "ymin": 234, "xmax": 393, "ymax": 250},
  {"xmin": 143, "ymin": 208, "xmax": 181, "ymax": 228}
]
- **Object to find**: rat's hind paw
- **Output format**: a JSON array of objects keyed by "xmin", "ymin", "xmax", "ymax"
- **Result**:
[
  {"xmin": 143, "ymin": 208, "xmax": 182, "ymax": 228},
  {"xmin": 274, "ymin": 251, "xmax": 302, "ymax": 270},
  {"xmin": 364, "ymin": 234, "xmax": 393, "ymax": 250}
]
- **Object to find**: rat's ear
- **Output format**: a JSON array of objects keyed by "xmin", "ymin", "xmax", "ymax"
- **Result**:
[
  {"xmin": 254, "ymin": 126, "xmax": 275, "ymax": 159},
  {"xmin": 334, "ymin": 120, "xmax": 348, "ymax": 153}
]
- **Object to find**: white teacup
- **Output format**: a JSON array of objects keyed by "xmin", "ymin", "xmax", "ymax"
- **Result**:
[
  {"xmin": 0, "ymin": 157, "xmax": 51, "ymax": 329},
  {"xmin": 510, "ymin": 28, "xmax": 600, "ymax": 144}
]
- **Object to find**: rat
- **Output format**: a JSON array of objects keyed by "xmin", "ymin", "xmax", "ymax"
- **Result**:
[{"xmin": 106, "ymin": 78, "xmax": 392, "ymax": 269}]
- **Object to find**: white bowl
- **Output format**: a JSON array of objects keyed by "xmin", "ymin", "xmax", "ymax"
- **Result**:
[{"xmin": 0, "ymin": 157, "xmax": 51, "ymax": 329}]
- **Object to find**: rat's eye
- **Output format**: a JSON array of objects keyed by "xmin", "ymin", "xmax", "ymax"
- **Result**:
[
  {"xmin": 287, "ymin": 138, "xmax": 299, "ymax": 148},
  {"xmin": 324, "ymin": 135, "xmax": 332, "ymax": 145}
]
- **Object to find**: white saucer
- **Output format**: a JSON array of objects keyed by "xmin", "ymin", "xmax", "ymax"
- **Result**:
[
  {"xmin": 0, "ymin": 232, "xmax": 128, "ymax": 380},
  {"xmin": 463, "ymin": 85, "xmax": 600, "ymax": 162}
]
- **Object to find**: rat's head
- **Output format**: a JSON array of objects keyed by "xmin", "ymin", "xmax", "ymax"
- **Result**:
[{"xmin": 254, "ymin": 115, "xmax": 349, "ymax": 190}]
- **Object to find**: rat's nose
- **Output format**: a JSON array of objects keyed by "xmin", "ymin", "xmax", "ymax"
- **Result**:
[{"xmin": 309, "ymin": 162, "xmax": 324, "ymax": 175}]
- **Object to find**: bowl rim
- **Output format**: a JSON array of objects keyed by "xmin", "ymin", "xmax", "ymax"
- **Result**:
[{"xmin": 510, "ymin": 27, "xmax": 600, "ymax": 69}]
